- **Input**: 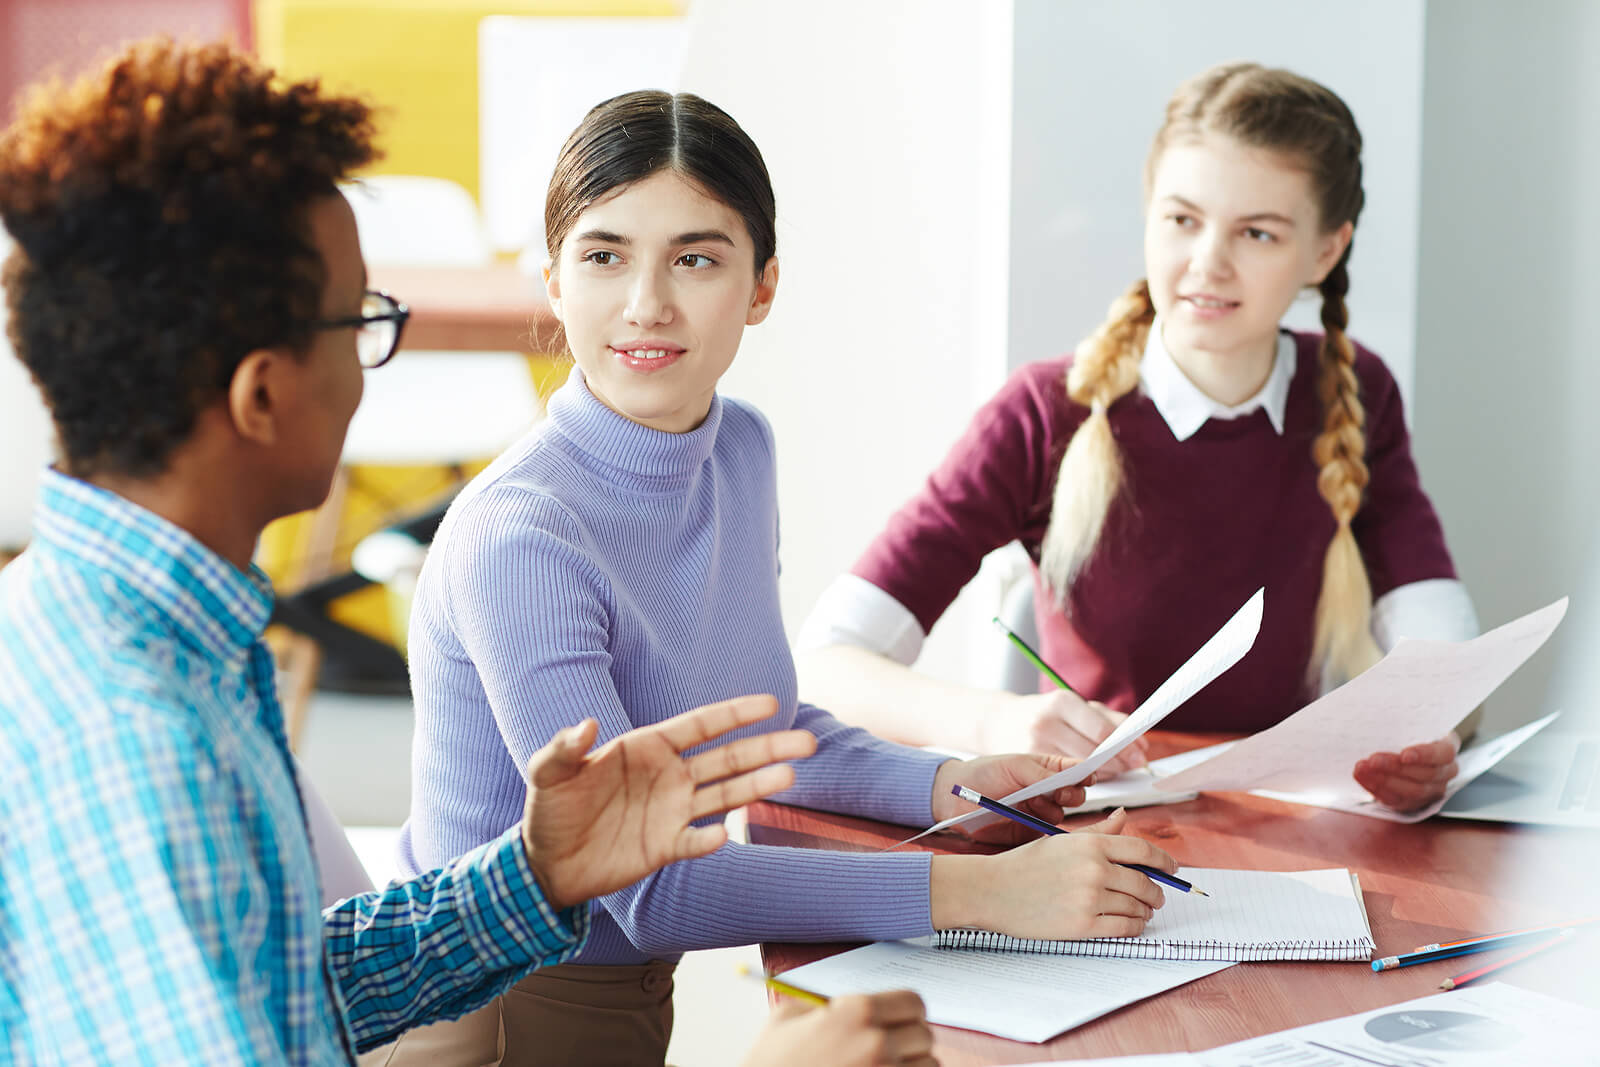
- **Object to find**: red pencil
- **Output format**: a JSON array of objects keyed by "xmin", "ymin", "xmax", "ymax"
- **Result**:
[
  {"xmin": 1439, "ymin": 928, "xmax": 1576, "ymax": 990},
  {"xmin": 1412, "ymin": 915, "xmax": 1599, "ymax": 954}
]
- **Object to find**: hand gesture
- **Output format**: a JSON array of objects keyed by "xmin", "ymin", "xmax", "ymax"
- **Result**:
[
  {"xmin": 978, "ymin": 809, "xmax": 1176, "ymax": 940},
  {"xmin": 977, "ymin": 690, "xmax": 1148, "ymax": 774},
  {"xmin": 931, "ymin": 752, "xmax": 1092, "ymax": 844},
  {"xmin": 742, "ymin": 991, "xmax": 936, "ymax": 1067},
  {"xmin": 1353, "ymin": 731, "xmax": 1460, "ymax": 811},
  {"xmin": 521, "ymin": 694, "xmax": 816, "ymax": 910}
]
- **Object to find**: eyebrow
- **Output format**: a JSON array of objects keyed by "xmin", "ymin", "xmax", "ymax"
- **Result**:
[
  {"xmin": 1162, "ymin": 195, "xmax": 1297, "ymax": 227},
  {"xmin": 573, "ymin": 229, "xmax": 738, "ymax": 246}
]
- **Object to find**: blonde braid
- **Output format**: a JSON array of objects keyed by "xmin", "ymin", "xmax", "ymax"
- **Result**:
[
  {"xmin": 1038, "ymin": 279, "xmax": 1152, "ymax": 605},
  {"xmin": 1309, "ymin": 258, "xmax": 1381, "ymax": 687}
]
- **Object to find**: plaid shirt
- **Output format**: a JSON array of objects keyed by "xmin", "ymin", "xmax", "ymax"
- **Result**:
[{"xmin": 0, "ymin": 470, "xmax": 588, "ymax": 1065}]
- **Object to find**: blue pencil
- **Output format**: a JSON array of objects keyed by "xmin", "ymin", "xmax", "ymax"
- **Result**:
[
  {"xmin": 1373, "ymin": 925, "xmax": 1586, "ymax": 972},
  {"xmin": 951, "ymin": 784, "xmax": 1208, "ymax": 896}
]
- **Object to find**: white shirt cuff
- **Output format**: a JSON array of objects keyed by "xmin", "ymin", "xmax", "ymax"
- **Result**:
[
  {"xmin": 1371, "ymin": 578, "xmax": 1480, "ymax": 651},
  {"xmin": 795, "ymin": 574, "xmax": 926, "ymax": 666}
]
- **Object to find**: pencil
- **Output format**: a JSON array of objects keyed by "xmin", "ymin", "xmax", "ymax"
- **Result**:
[
  {"xmin": 1408, "ymin": 915, "xmax": 1599, "ymax": 954},
  {"xmin": 1439, "ymin": 928, "xmax": 1575, "ymax": 990},
  {"xmin": 990, "ymin": 617, "xmax": 1077, "ymax": 694},
  {"xmin": 951, "ymin": 784, "xmax": 1207, "ymax": 896},
  {"xmin": 737, "ymin": 963, "xmax": 829, "ymax": 1005},
  {"xmin": 1373, "ymin": 927, "xmax": 1569, "ymax": 971}
]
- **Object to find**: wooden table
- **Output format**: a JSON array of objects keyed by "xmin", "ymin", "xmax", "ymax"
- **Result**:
[
  {"xmin": 750, "ymin": 731, "xmax": 1600, "ymax": 1063},
  {"xmin": 369, "ymin": 264, "xmax": 557, "ymax": 353}
]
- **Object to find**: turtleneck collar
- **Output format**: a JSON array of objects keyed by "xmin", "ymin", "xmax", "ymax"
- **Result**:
[{"xmin": 544, "ymin": 366, "xmax": 724, "ymax": 490}]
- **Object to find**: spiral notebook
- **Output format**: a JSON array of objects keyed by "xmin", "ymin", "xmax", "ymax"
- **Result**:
[{"xmin": 935, "ymin": 868, "xmax": 1373, "ymax": 962}]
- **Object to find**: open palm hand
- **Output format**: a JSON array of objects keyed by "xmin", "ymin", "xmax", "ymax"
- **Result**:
[{"xmin": 521, "ymin": 694, "xmax": 816, "ymax": 910}]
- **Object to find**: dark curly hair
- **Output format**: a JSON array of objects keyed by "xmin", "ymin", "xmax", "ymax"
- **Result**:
[{"xmin": 0, "ymin": 38, "xmax": 378, "ymax": 478}]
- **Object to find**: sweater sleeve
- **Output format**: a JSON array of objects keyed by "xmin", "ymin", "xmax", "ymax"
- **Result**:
[
  {"xmin": 852, "ymin": 360, "xmax": 1070, "ymax": 635},
  {"xmin": 1350, "ymin": 348, "xmax": 1459, "ymax": 598},
  {"xmin": 777, "ymin": 701, "xmax": 948, "ymax": 826},
  {"xmin": 438, "ymin": 489, "xmax": 936, "ymax": 953}
]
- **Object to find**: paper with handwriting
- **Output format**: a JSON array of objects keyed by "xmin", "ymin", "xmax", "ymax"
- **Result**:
[{"xmin": 1155, "ymin": 598, "xmax": 1567, "ymax": 799}]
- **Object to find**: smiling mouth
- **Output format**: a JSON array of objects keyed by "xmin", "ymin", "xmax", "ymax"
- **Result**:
[
  {"xmin": 1181, "ymin": 295, "xmax": 1238, "ymax": 309},
  {"xmin": 609, "ymin": 345, "xmax": 686, "ymax": 372}
]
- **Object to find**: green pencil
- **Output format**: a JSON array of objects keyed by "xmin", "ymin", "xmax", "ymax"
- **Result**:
[{"xmin": 990, "ymin": 616, "xmax": 1078, "ymax": 695}]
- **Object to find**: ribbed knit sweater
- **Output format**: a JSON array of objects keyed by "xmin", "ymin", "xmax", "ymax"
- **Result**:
[
  {"xmin": 855, "ymin": 332, "xmax": 1456, "ymax": 730},
  {"xmin": 396, "ymin": 369, "xmax": 947, "ymax": 965}
]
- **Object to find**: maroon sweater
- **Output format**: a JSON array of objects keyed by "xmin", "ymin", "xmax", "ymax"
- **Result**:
[{"xmin": 853, "ymin": 332, "xmax": 1456, "ymax": 732}]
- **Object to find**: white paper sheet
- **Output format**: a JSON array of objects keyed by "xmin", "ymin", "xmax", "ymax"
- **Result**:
[
  {"xmin": 902, "ymin": 590, "xmax": 1264, "ymax": 844},
  {"xmin": 1250, "ymin": 711, "xmax": 1562, "ymax": 823},
  {"xmin": 1154, "ymin": 598, "xmax": 1567, "ymax": 799},
  {"xmin": 1205, "ymin": 983, "xmax": 1598, "ymax": 1065},
  {"xmin": 1009, "ymin": 982, "xmax": 1600, "ymax": 1065},
  {"xmin": 779, "ymin": 937, "xmax": 1231, "ymax": 1043}
]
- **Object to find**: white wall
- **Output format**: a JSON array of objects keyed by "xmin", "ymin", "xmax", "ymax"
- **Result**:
[
  {"xmin": 1009, "ymin": 0, "xmax": 1427, "ymax": 408},
  {"xmin": 678, "ymin": 0, "xmax": 1015, "ymax": 682},
  {"xmin": 1414, "ymin": 1, "xmax": 1600, "ymax": 731},
  {"xmin": 0, "ymin": 223, "xmax": 57, "ymax": 549},
  {"xmin": 669, "ymin": 1, "xmax": 1596, "ymax": 725}
]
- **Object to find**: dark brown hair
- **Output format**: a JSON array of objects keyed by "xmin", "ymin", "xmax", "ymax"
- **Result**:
[
  {"xmin": 544, "ymin": 90, "xmax": 776, "ymax": 277},
  {"xmin": 0, "ymin": 38, "xmax": 377, "ymax": 478}
]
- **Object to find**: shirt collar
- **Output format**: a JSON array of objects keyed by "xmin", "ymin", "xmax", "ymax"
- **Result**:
[
  {"xmin": 30, "ymin": 468, "xmax": 274, "ymax": 667},
  {"xmin": 1139, "ymin": 319, "xmax": 1295, "ymax": 441}
]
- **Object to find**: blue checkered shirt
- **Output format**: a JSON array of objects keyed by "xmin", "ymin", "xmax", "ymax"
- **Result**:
[{"xmin": 0, "ymin": 470, "xmax": 589, "ymax": 1065}]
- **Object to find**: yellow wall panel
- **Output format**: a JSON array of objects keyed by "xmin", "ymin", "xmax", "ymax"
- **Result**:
[{"xmin": 254, "ymin": 0, "xmax": 681, "ymax": 199}]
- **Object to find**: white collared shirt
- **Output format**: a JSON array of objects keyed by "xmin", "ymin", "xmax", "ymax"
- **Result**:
[{"xmin": 1139, "ymin": 318, "xmax": 1296, "ymax": 441}]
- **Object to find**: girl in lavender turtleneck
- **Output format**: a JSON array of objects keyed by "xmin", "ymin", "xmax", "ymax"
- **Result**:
[{"xmin": 394, "ymin": 90, "xmax": 1178, "ymax": 1066}]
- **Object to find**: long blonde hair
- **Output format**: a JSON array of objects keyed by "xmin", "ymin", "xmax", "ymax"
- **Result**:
[{"xmin": 1038, "ymin": 63, "xmax": 1380, "ymax": 688}]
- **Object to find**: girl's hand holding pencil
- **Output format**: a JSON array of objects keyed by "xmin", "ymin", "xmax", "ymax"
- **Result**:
[
  {"xmin": 931, "ymin": 807, "xmax": 1178, "ymax": 941},
  {"xmin": 985, "ymin": 617, "xmax": 1148, "ymax": 772}
]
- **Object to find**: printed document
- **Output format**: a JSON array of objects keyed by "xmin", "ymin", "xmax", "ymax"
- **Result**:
[{"xmin": 779, "ymin": 937, "xmax": 1231, "ymax": 1043}]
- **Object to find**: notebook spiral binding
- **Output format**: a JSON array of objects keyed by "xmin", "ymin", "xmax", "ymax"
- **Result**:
[{"xmin": 933, "ymin": 928, "xmax": 1374, "ymax": 962}]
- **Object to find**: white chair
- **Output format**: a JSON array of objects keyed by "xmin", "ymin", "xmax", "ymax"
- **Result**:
[
  {"xmin": 980, "ymin": 541, "xmax": 1046, "ymax": 696},
  {"xmin": 298, "ymin": 763, "xmax": 378, "ymax": 906},
  {"xmin": 0, "ymin": 224, "xmax": 57, "ymax": 564}
]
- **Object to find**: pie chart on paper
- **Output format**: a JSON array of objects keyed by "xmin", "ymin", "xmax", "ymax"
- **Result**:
[{"xmin": 1361, "ymin": 1009, "xmax": 1520, "ymax": 1052}]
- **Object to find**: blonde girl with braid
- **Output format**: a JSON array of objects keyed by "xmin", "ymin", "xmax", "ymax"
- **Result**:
[{"xmin": 797, "ymin": 63, "xmax": 1479, "ymax": 813}]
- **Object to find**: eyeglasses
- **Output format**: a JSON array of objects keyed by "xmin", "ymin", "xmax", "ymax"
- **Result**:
[{"xmin": 313, "ymin": 289, "xmax": 410, "ymax": 369}]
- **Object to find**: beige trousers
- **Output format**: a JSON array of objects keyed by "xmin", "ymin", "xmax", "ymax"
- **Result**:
[{"xmin": 365, "ymin": 961, "xmax": 677, "ymax": 1067}]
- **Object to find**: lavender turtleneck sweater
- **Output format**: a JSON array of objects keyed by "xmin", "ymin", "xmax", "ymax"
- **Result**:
[{"xmin": 396, "ymin": 369, "xmax": 947, "ymax": 965}]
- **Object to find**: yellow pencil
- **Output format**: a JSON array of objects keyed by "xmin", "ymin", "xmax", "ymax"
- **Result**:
[{"xmin": 737, "ymin": 962, "xmax": 829, "ymax": 1005}]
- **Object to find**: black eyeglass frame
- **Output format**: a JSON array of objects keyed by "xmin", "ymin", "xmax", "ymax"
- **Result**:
[{"xmin": 313, "ymin": 289, "xmax": 410, "ymax": 369}]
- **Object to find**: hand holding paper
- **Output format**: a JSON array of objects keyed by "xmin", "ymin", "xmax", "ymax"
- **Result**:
[
  {"xmin": 928, "ymin": 753, "xmax": 1096, "ymax": 844},
  {"xmin": 904, "ymin": 589, "xmax": 1265, "ymax": 843},
  {"xmin": 1153, "ymin": 598, "xmax": 1567, "ymax": 807}
]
